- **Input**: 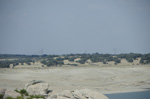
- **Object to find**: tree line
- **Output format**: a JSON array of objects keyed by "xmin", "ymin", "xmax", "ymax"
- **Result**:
[
  {"xmin": 0, "ymin": 58, "xmax": 34, "ymax": 68},
  {"xmin": 0, "ymin": 53, "xmax": 150, "ymax": 68}
]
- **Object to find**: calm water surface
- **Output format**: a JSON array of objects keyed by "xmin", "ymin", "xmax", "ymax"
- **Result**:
[{"xmin": 105, "ymin": 91, "xmax": 150, "ymax": 99}]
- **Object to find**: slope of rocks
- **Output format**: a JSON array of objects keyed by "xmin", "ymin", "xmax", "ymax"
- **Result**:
[{"xmin": 0, "ymin": 80, "xmax": 108, "ymax": 99}]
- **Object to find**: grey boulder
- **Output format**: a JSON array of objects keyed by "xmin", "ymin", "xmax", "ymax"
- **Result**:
[
  {"xmin": 25, "ymin": 80, "xmax": 49, "ymax": 95},
  {"xmin": 49, "ymin": 89, "xmax": 108, "ymax": 99},
  {"xmin": 4, "ymin": 89, "xmax": 21, "ymax": 99}
]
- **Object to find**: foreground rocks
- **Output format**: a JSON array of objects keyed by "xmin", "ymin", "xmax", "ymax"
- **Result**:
[
  {"xmin": 49, "ymin": 89, "xmax": 108, "ymax": 99},
  {"xmin": 4, "ymin": 90, "xmax": 21, "ymax": 99},
  {"xmin": 0, "ymin": 80, "xmax": 109, "ymax": 99},
  {"xmin": 0, "ymin": 88, "xmax": 6, "ymax": 95},
  {"xmin": 25, "ymin": 80, "xmax": 49, "ymax": 95},
  {"xmin": 0, "ymin": 88, "xmax": 21, "ymax": 99}
]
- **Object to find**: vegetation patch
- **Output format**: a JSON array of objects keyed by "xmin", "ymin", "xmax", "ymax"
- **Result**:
[
  {"xmin": 15, "ymin": 89, "xmax": 28, "ymax": 96},
  {"xmin": 5, "ymin": 89, "xmax": 45, "ymax": 99},
  {"xmin": 0, "ymin": 53, "xmax": 150, "ymax": 68},
  {"xmin": 0, "ymin": 94, "xmax": 4, "ymax": 99}
]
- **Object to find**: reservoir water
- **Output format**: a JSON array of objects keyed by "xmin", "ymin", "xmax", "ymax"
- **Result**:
[{"xmin": 105, "ymin": 91, "xmax": 150, "ymax": 99}]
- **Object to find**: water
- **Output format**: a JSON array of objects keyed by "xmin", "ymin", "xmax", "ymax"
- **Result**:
[{"xmin": 105, "ymin": 91, "xmax": 150, "ymax": 99}]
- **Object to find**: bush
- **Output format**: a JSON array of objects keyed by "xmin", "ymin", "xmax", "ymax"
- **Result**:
[
  {"xmin": 140, "ymin": 54, "xmax": 150, "ymax": 64},
  {"xmin": 126, "ymin": 58, "xmax": 133, "ymax": 63},
  {"xmin": 26, "ymin": 62, "xmax": 31, "ymax": 65},
  {"xmin": 5, "ymin": 95, "xmax": 45, "ymax": 99},
  {"xmin": 30, "ymin": 95, "xmax": 45, "ymax": 99},
  {"xmin": 0, "ymin": 94, "xmax": 4, "ymax": 99},
  {"xmin": 26, "ymin": 98, "xmax": 32, "ymax": 99},
  {"xmin": 15, "ymin": 89, "xmax": 28, "ymax": 96},
  {"xmin": 106, "ymin": 57, "xmax": 114, "ymax": 62},
  {"xmin": 71, "ymin": 64, "xmax": 78, "ymax": 66},
  {"xmin": 103, "ymin": 61, "xmax": 107, "ymax": 64},
  {"xmin": 41, "ymin": 58, "xmax": 64, "ymax": 66},
  {"xmin": 20, "ymin": 89, "xmax": 28, "ymax": 96},
  {"xmin": 21, "ymin": 63, "xmax": 24, "ymax": 65},
  {"xmin": 14, "ymin": 89, "xmax": 19, "ymax": 93},
  {"xmin": 77, "ymin": 60, "xmax": 85, "ymax": 64},
  {"xmin": 26, "ymin": 98, "xmax": 31, "ymax": 99},
  {"xmin": 16, "ymin": 96, "xmax": 24, "ymax": 99},
  {"xmin": 6, "ymin": 97, "xmax": 14, "ymax": 99},
  {"xmin": 6, "ymin": 91, "xmax": 45, "ymax": 99},
  {"xmin": 68, "ymin": 57, "xmax": 76, "ymax": 62},
  {"xmin": 113, "ymin": 58, "xmax": 121, "ymax": 64}
]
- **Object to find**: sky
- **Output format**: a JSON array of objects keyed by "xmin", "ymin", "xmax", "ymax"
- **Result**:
[{"xmin": 0, "ymin": 0, "xmax": 150, "ymax": 55}]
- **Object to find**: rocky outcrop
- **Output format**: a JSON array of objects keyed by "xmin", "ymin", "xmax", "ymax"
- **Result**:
[
  {"xmin": 50, "ymin": 89, "xmax": 108, "ymax": 99},
  {"xmin": 4, "ymin": 90, "xmax": 21, "ymax": 99},
  {"xmin": 0, "ymin": 80, "xmax": 109, "ymax": 99},
  {"xmin": 0, "ymin": 88, "xmax": 6, "ymax": 99},
  {"xmin": 0, "ymin": 88, "xmax": 6, "ymax": 95},
  {"xmin": 25, "ymin": 80, "xmax": 45, "ymax": 87},
  {"xmin": 25, "ymin": 80, "xmax": 49, "ymax": 95}
]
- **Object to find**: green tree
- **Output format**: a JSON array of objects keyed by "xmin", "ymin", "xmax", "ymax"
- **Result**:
[{"xmin": 126, "ymin": 58, "xmax": 133, "ymax": 63}]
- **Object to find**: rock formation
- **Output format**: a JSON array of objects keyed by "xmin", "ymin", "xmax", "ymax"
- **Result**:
[
  {"xmin": 49, "ymin": 89, "xmax": 108, "ymax": 99},
  {"xmin": 0, "ymin": 80, "xmax": 109, "ymax": 99},
  {"xmin": 3, "ymin": 89, "xmax": 21, "ymax": 99},
  {"xmin": 25, "ymin": 80, "xmax": 49, "ymax": 95}
]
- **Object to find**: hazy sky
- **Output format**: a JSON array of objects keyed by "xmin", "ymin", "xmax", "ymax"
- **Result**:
[{"xmin": 0, "ymin": 0, "xmax": 150, "ymax": 55}]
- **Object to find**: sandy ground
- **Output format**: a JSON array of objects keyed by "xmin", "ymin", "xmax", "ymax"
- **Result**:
[{"xmin": 0, "ymin": 65, "xmax": 150, "ymax": 94}]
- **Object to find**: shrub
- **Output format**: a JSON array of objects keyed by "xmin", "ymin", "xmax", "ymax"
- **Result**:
[
  {"xmin": 0, "ymin": 94, "xmax": 4, "ymax": 99},
  {"xmin": 68, "ymin": 57, "xmax": 76, "ymax": 62},
  {"xmin": 24, "ymin": 92, "xmax": 29, "ymax": 96},
  {"xmin": 16, "ymin": 96, "xmax": 24, "ymax": 99},
  {"xmin": 30, "ymin": 95, "xmax": 45, "ymax": 99},
  {"xmin": 5, "ymin": 93, "xmax": 45, "ymax": 99},
  {"xmin": 77, "ymin": 60, "xmax": 85, "ymax": 64},
  {"xmin": 126, "ymin": 58, "xmax": 133, "ymax": 63},
  {"xmin": 6, "ymin": 97, "xmax": 14, "ymax": 99},
  {"xmin": 14, "ymin": 89, "xmax": 19, "ymax": 93},
  {"xmin": 26, "ymin": 98, "xmax": 32, "ymax": 99},
  {"xmin": 113, "ymin": 58, "xmax": 121, "ymax": 64},
  {"xmin": 20, "ymin": 89, "xmax": 28, "ymax": 96},
  {"xmin": 71, "ymin": 64, "xmax": 78, "ymax": 66},
  {"xmin": 103, "ymin": 61, "xmax": 107, "ymax": 64},
  {"xmin": 15, "ymin": 89, "xmax": 28, "ymax": 96}
]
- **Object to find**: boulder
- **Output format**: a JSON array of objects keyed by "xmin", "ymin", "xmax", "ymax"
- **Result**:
[
  {"xmin": 49, "ymin": 89, "xmax": 109, "ymax": 99},
  {"xmin": 0, "ymin": 88, "xmax": 6, "ymax": 95},
  {"xmin": 4, "ymin": 89, "xmax": 21, "ymax": 99},
  {"xmin": 25, "ymin": 80, "xmax": 45, "ymax": 88},
  {"xmin": 59, "ymin": 90, "xmax": 72, "ymax": 98},
  {"xmin": 73, "ymin": 89, "xmax": 108, "ymax": 99},
  {"xmin": 25, "ymin": 80, "xmax": 49, "ymax": 95},
  {"xmin": 0, "ymin": 88, "xmax": 6, "ymax": 99}
]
